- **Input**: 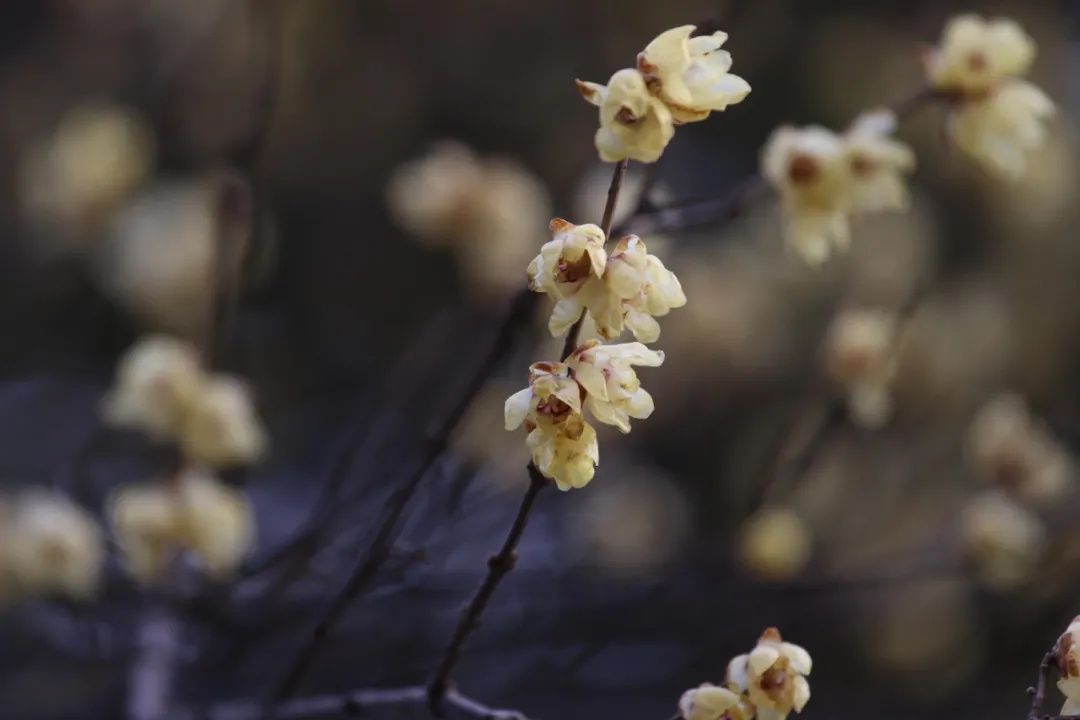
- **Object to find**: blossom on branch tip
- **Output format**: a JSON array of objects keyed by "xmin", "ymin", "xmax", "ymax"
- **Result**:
[
  {"xmin": 844, "ymin": 110, "xmax": 916, "ymax": 215},
  {"xmin": 577, "ymin": 69, "xmax": 675, "ymax": 163},
  {"xmin": 181, "ymin": 375, "xmax": 267, "ymax": 468},
  {"xmin": 103, "ymin": 335, "xmax": 203, "ymax": 440},
  {"xmin": 679, "ymin": 684, "xmax": 752, "ymax": 720},
  {"xmin": 926, "ymin": 15, "xmax": 1053, "ymax": 180},
  {"xmin": 727, "ymin": 628, "xmax": 812, "ymax": 720},
  {"xmin": 566, "ymin": 339, "xmax": 663, "ymax": 433},
  {"xmin": 637, "ymin": 25, "xmax": 751, "ymax": 124}
]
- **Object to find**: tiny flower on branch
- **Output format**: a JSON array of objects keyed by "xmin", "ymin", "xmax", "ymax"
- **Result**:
[
  {"xmin": 960, "ymin": 490, "xmax": 1045, "ymax": 590},
  {"xmin": 527, "ymin": 218, "xmax": 608, "ymax": 336},
  {"xmin": 565, "ymin": 339, "xmax": 663, "ymax": 433},
  {"xmin": 679, "ymin": 684, "xmax": 752, "ymax": 720},
  {"xmin": 966, "ymin": 393, "xmax": 1072, "ymax": 504},
  {"xmin": 103, "ymin": 335, "xmax": 203, "ymax": 440},
  {"xmin": 926, "ymin": 15, "xmax": 1054, "ymax": 180},
  {"xmin": 728, "ymin": 628, "xmax": 812, "ymax": 720},
  {"xmin": 1058, "ymin": 616, "xmax": 1080, "ymax": 714},
  {"xmin": 180, "ymin": 375, "xmax": 267, "ymax": 468},
  {"xmin": 637, "ymin": 25, "xmax": 751, "ymax": 124},
  {"xmin": 824, "ymin": 307, "xmax": 900, "ymax": 428},
  {"xmin": 505, "ymin": 362, "xmax": 598, "ymax": 491},
  {"xmin": 577, "ymin": 69, "xmax": 675, "ymax": 163},
  {"xmin": 601, "ymin": 234, "xmax": 686, "ymax": 342}
]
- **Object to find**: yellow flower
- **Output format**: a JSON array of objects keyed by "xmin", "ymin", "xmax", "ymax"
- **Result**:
[
  {"xmin": 577, "ymin": 69, "xmax": 675, "ymax": 163},
  {"xmin": 599, "ymin": 235, "xmax": 686, "ymax": 342},
  {"xmin": 1058, "ymin": 616, "xmax": 1080, "ymax": 714},
  {"xmin": 960, "ymin": 490, "xmax": 1045, "ymax": 590},
  {"xmin": 176, "ymin": 469, "xmax": 255, "ymax": 579},
  {"xmin": 737, "ymin": 507, "xmax": 812, "ymax": 582},
  {"xmin": 679, "ymin": 684, "xmax": 752, "ymax": 720},
  {"xmin": 824, "ymin": 308, "xmax": 899, "ymax": 428},
  {"xmin": 527, "ymin": 218, "xmax": 608, "ymax": 336},
  {"xmin": 109, "ymin": 482, "xmax": 183, "ymax": 585},
  {"xmin": 8, "ymin": 491, "xmax": 104, "ymax": 601},
  {"xmin": 948, "ymin": 81, "xmax": 1054, "ymax": 180},
  {"xmin": 844, "ymin": 110, "xmax": 916, "ymax": 214},
  {"xmin": 505, "ymin": 362, "xmax": 598, "ymax": 491},
  {"xmin": 727, "ymin": 628, "xmax": 812, "ymax": 720},
  {"xmin": 180, "ymin": 375, "xmax": 267, "ymax": 467},
  {"xmin": 762, "ymin": 126, "xmax": 851, "ymax": 265},
  {"xmin": 566, "ymin": 339, "xmax": 663, "ymax": 433},
  {"xmin": 926, "ymin": 15, "xmax": 1035, "ymax": 95},
  {"xmin": 103, "ymin": 335, "xmax": 203, "ymax": 440},
  {"xmin": 637, "ymin": 25, "xmax": 751, "ymax": 124}
]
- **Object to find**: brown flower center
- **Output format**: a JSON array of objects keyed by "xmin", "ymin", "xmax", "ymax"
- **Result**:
[{"xmin": 788, "ymin": 154, "xmax": 820, "ymax": 185}]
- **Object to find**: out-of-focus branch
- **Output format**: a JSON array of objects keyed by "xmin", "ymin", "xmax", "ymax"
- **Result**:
[
  {"xmin": 426, "ymin": 464, "xmax": 548, "ymax": 714},
  {"xmin": 128, "ymin": 603, "xmax": 182, "ymax": 720},
  {"xmin": 181, "ymin": 686, "xmax": 529, "ymax": 720}
]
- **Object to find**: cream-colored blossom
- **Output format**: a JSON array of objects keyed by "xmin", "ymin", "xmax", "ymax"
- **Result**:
[
  {"xmin": 637, "ymin": 25, "xmax": 751, "ymax": 124},
  {"xmin": 824, "ymin": 308, "xmax": 899, "ymax": 428},
  {"xmin": 386, "ymin": 142, "xmax": 550, "ymax": 295},
  {"xmin": 948, "ymin": 81, "xmax": 1054, "ymax": 180},
  {"xmin": 762, "ymin": 126, "xmax": 852, "ymax": 265},
  {"xmin": 728, "ymin": 628, "xmax": 812, "ymax": 720},
  {"xmin": 109, "ymin": 482, "xmax": 183, "ymax": 585},
  {"xmin": 180, "ymin": 375, "xmax": 267, "ymax": 467},
  {"xmin": 527, "ymin": 219, "xmax": 608, "ymax": 336},
  {"xmin": 505, "ymin": 362, "xmax": 598, "ymax": 491},
  {"xmin": 577, "ymin": 69, "xmax": 675, "ymax": 163},
  {"xmin": 1058, "ymin": 616, "xmax": 1080, "ymax": 714},
  {"xmin": 844, "ymin": 111, "xmax": 916, "ymax": 214},
  {"xmin": 737, "ymin": 507, "xmax": 812, "ymax": 582},
  {"xmin": 967, "ymin": 393, "xmax": 1072, "ymax": 503},
  {"xmin": 679, "ymin": 684, "xmax": 751, "ymax": 720},
  {"xmin": 598, "ymin": 235, "xmax": 686, "ymax": 342},
  {"xmin": 926, "ymin": 15, "xmax": 1035, "ymax": 95},
  {"xmin": 176, "ymin": 470, "xmax": 255, "ymax": 578},
  {"xmin": 103, "ymin": 335, "xmax": 203, "ymax": 440},
  {"xmin": 8, "ymin": 492, "xmax": 104, "ymax": 600},
  {"xmin": 566, "ymin": 339, "xmax": 663, "ymax": 433},
  {"xmin": 960, "ymin": 490, "xmax": 1045, "ymax": 590}
]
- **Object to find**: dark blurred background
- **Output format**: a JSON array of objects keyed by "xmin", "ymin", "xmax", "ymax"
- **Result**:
[{"xmin": 1, "ymin": 0, "xmax": 1080, "ymax": 718}]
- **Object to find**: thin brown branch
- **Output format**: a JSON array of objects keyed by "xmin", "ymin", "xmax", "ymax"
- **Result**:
[
  {"xmin": 560, "ymin": 158, "xmax": 628, "ymax": 359},
  {"xmin": 269, "ymin": 289, "xmax": 537, "ymax": 704},
  {"xmin": 1029, "ymin": 649, "xmax": 1059, "ymax": 720},
  {"xmin": 427, "ymin": 464, "xmax": 548, "ymax": 715}
]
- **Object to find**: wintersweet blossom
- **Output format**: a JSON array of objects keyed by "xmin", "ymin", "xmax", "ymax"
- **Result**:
[
  {"xmin": 728, "ymin": 628, "xmax": 812, "ymax": 720},
  {"xmin": 637, "ymin": 25, "xmax": 751, "ymax": 124},
  {"xmin": 176, "ymin": 470, "xmax": 255, "ymax": 578},
  {"xmin": 527, "ymin": 219, "xmax": 608, "ymax": 336},
  {"xmin": 505, "ymin": 362, "xmax": 598, "ymax": 491},
  {"xmin": 598, "ymin": 235, "xmax": 687, "ymax": 342},
  {"xmin": 926, "ymin": 15, "xmax": 1054, "ymax": 179},
  {"xmin": 844, "ymin": 111, "xmax": 916, "ymax": 215},
  {"xmin": 566, "ymin": 340, "xmax": 664, "ymax": 433},
  {"xmin": 8, "ymin": 492, "xmax": 104, "ymax": 601},
  {"xmin": 180, "ymin": 375, "xmax": 267, "ymax": 467},
  {"xmin": 103, "ymin": 335, "xmax": 203, "ymax": 440},
  {"xmin": 108, "ymin": 482, "xmax": 182, "ymax": 585},
  {"xmin": 824, "ymin": 308, "xmax": 899, "ymax": 428},
  {"xmin": 737, "ymin": 507, "xmax": 812, "ymax": 582},
  {"xmin": 577, "ymin": 69, "xmax": 675, "ymax": 163},
  {"xmin": 1058, "ymin": 617, "xmax": 1080, "ymax": 714},
  {"xmin": 679, "ymin": 684, "xmax": 752, "ymax": 720},
  {"xmin": 967, "ymin": 393, "xmax": 1072, "ymax": 503},
  {"xmin": 960, "ymin": 490, "xmax": 1045, "ymax": 589}
]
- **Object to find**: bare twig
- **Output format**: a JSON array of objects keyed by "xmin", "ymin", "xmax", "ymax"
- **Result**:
[
  {"xmin": 128, "ymin": 603, "xmax": 182, "ymax": 720},
  {"xmin": 427, "ymin": 464, "xmax": 548, "ymax": 714},
  {"xmin": 1029, "ymin": 649, "xmax": 1058, "ymax": 720}
]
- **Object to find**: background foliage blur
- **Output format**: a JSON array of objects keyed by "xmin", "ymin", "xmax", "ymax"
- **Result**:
[{"xmin": 1, "ymin": 0, "xmax": 1080, "ymax": 718}]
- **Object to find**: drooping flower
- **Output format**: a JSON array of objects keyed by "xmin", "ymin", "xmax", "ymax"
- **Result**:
[
  {"xmin": 926, "ymin": 15, "xmax": 1054, "ymax": 180},
  {"xmin": 824, "ymin": 307, "xmax": 900, "ymax": 428},
  {"xmin": 844, "ymin": 110, "xmax": 916, "ymax": 215},
  {"xmin": 599, "ymin": 234, "xmax": 686, "ymax": 342},
  {"xmin": 762, "ymin": 126, "xmax": 852, "ymax": 265},
  {"xmin": 527, "ymin": 219, "xmax": 609, "ymax": 336},
  {"xmin": 180, "ymin": 375, "xmax": 267, "ymax": 468},
  {"xmin": 565, "ymin": 339, "xmax": 664, "ymax": 433},
  {"xmin": 577, "ymin": 69, "xmax": 675, "ymax": 163},
  {"xmin": 960, "ymin": 490, "xmax": 1045, "ymax": 590},
  {"xmin": 103, "ymin": 335, "xmax": 203, "ymax": 440},
  {"xmin": 505, "ymin": 362, "xmax": 598, "ymax": 491},
  {"xmin": 967, "ymin": 393, "xmax": 1072, "ymax": 504},
  {"xmin": 1058, "ymin": 616, "xmax": 1080, "ymax": 714},
  {"xmin": 727, "ymin": 628, "xmax": 812, "ymax": 720},
  {"xmin": 637, "ymin": 25, "xmax": 751, "ymax": 124},
  {"xmin": 679, "ymin": 684, "xmax": 752, "ymax": 720},
  {"xmin": 8, "ymin": 491, "xmax": 104, "ymax": 601}
]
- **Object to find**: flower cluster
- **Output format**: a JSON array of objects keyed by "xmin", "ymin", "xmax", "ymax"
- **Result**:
[
  {"xmin": 528, "ymin": 219, "xmax": 686, "ymax": 342},
  {"xmin": 103, "ymin": 336, "xmax": 264, "ymax": 584},
  {"xmin": 679, "ymin": 628, "xmax": 812, "ymax": 720},
  {"xmin": 926, "ymin": 15, "xmax": 1054, "ymax": 179},
  {"xmin": 762, "ymin": 111, "xmax": 915, "ymax": 264},
  {"xmin": 505, "ymin": 341, "xmax": 663, "ymax": 490},
  {"xmin": 824, "ymin": 307, "xmax": 900, "ymax": 428},
  {"xmin": 577, "ymin": 25, "xmax": 750, "ymax": 163},
  {"xmin": 386, "ymin": 141, "xmax": 551, "ymax": 296},
  {"xmin": 0, "ymin": 491, "xmax": 105, "ymax": 604}
]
